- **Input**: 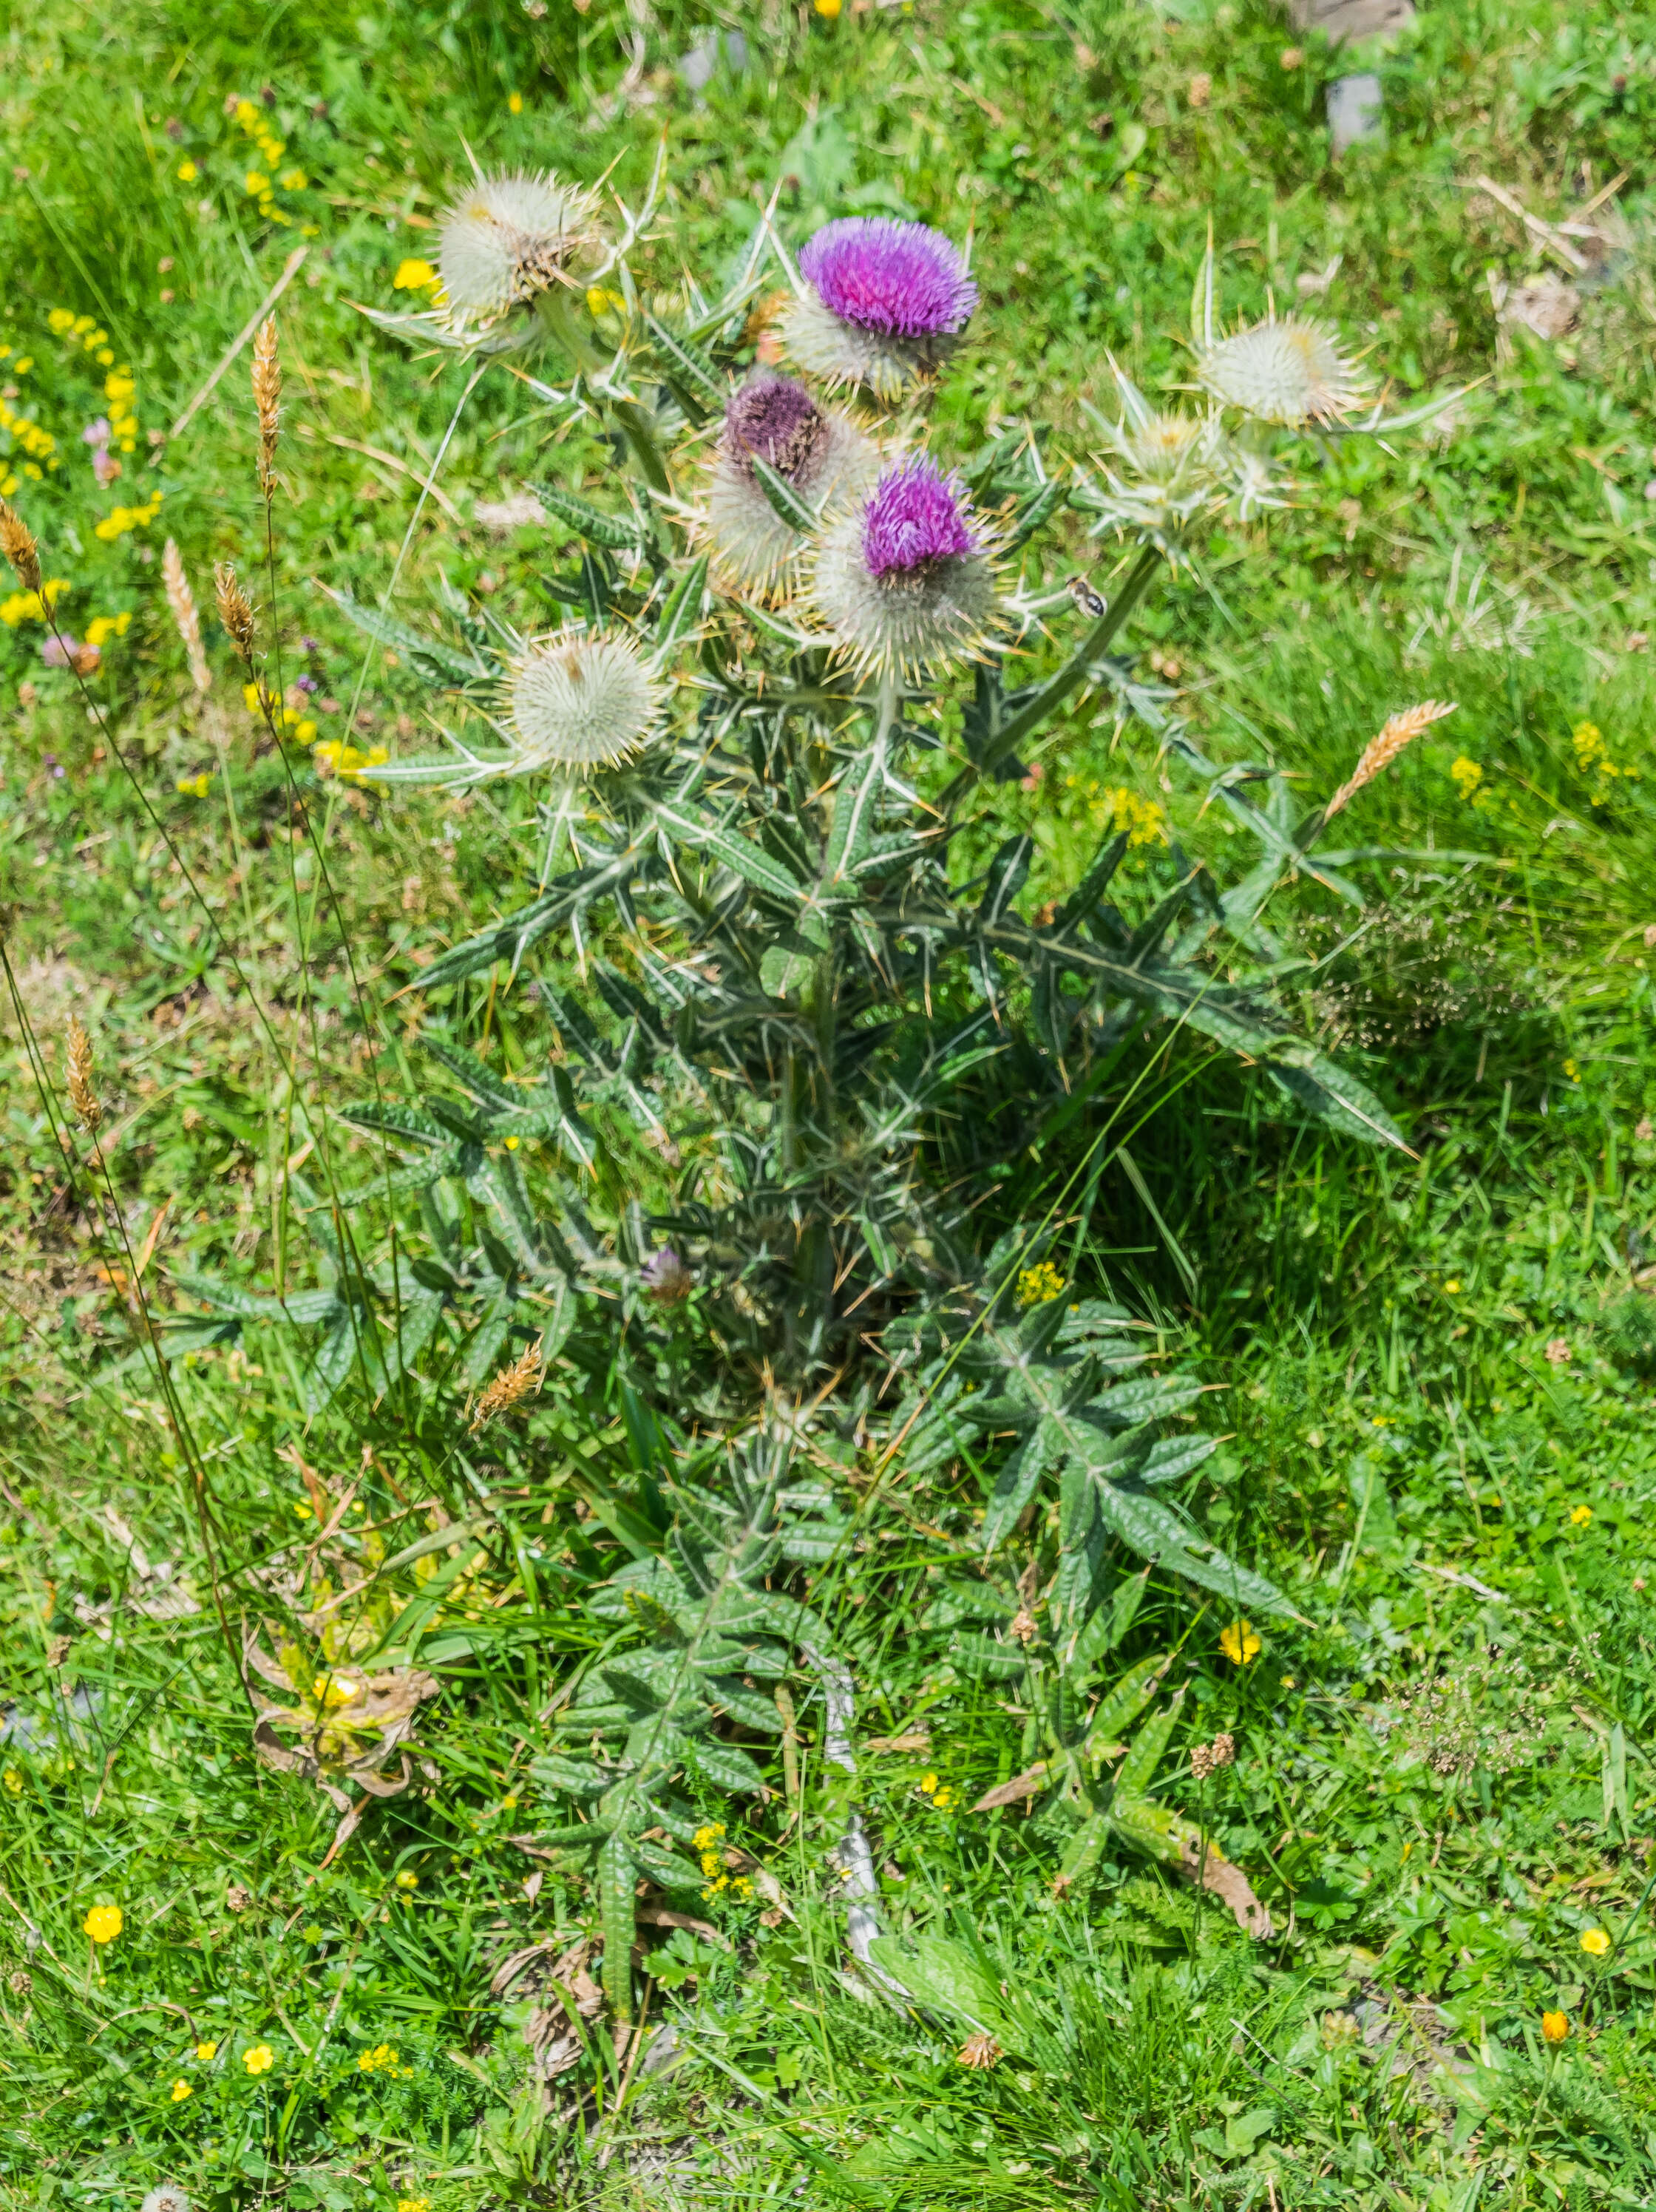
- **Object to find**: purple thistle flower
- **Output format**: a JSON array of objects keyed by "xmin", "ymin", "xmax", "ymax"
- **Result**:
[
  {"xmin": 722, "ymin": 373, "xmax": 829, "ymax": 486},
  {"xmin": 783, "ymin": 220, "xmax": 978, "ymax": 401},
  {"xmin": 799, "ymin": 220, "xmax": 977, "ymax": 339},
  {"xmin": 861, "ymin": 457, "xmax": 976, "ymax": 580},
  {"xmin": 641, "ymin": 1246, "xmax": 693, "ymax": 1305},
  {"xmin": 811, "ymin": 452, "xmax": 1000, "ymax": 680},
  {"xmin": 703, "ymin": 373, "xmax": 876, "ymax": 599}
]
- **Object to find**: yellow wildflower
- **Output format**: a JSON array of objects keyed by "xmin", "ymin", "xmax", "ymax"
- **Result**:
[
  {"xmin": 177, "ymin": 160, "xmax": 198, "ymax": 183},
  {"xmin": 1443, "ymin": 1280, "xmax": 1461, "ymax": 1295},
  {"xmin": 84, "ymin": 1904, "xmax": 123, "ymax": 1944},
  {"xmin": 1016, "ymin": 1261, "xmax": 1065, "ymax": 1309},
  {"xmin": 508, "ymin": 92, "xmax": 523, "ymax": 113},
  {"xmin": 245, "ymin": 172, "xmax": 269, "ymax": 196},
  {"xmin": 1571, "ymin": 1505, "xmax": 1593, "ymax": 1528},
  {"xmin": 171, "ymin": 2079, "xmax": 193, "ymax": 2102},
  {"xmin": 2, "ymin": 1768, "xmax": 21, "ymax": 1795},
  {"xmin": 243, "ymin": 2043, "xmax": 274, "ymax": 2075},
  {"xmin": 86, "ymin": 614, "xmax": 132, "ymax": 648},
  {"xmin": 1449, "ymin": 756, "xmax": 1482, "ymax": 799},
  {"xmin": 393, "ymin": 259, "xmax": 438, "ymax": 293},
  {"xmin": 1541, "ymin": 2009, "xmax": 1569, "ymax": 2045},
  {"xmin": 691, "ymin": 1823, "xmax": 726, "ymax": 1850},
  {"xmin": 280, "ymin": 170, "xmax": 308, "ymax": 191},
  {"xmin": 918, "ymin": 1771, "xmax": 939, "ymax": 1795},
  {"xmin": 1220, "ymin": 1621, "xmax": 1261, "ymax": 1666},
  {"xmin": 313, "ymin": 739, "xmax": 390, "ymax": 783},
  {"xmin": 175, "ymin": 773, "xmax": 214, "ymax": 799},
  {"xmin": 196, "ymin": 2040, "xmax": 217, "ymax": 2062},
  {"xmin": 398, "ymin": 2199, "xmax": 431, "ymax": 2212},
  {"xmin": 1581, "ymin": 1929, "xmax": 1610, "ymax": 1958},
  {"xmin": 235, "ymin": 99, "xmax": 260, "ymax": 131},
  {"xmin": 396, "ymin": 1870, "xmax": 419, "ymax": 1889},
  {"xmin": 816, "ymin": 0, "xmax": 842, "ymax": 15}
]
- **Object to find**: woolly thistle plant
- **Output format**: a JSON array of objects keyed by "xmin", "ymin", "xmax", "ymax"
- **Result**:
[{"xmin": 310, "ymin": 175, "xmax": 1455, "ymax": 1600}]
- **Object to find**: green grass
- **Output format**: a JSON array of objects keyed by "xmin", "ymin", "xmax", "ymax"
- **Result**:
[{"xmin": 5, "ymin": 0, "xmax": 1656, "ymax": 2206}]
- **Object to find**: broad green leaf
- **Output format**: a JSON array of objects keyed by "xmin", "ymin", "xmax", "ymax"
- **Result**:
[
  {"xmin": 1113, "ymin": 1683, "xmax": 1184, "ymax": 1799},
  {"xmin": 865, "ymin": 1934, "xmax": 1015, "ymax": 2040},
  {"xmin": 981, "ymin": 1417, "xmax": 1065, "ymax": 1553}
]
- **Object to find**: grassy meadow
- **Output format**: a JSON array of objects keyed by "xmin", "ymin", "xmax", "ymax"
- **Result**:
[{"xmin": 4, "ymin": 0, "xmax": 1656, "ymax": 2207}]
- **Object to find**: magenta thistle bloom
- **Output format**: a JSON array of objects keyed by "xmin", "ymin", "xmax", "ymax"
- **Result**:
[
  {"xmin": 702, "ymin": 373, "xmax": 875, "ymax": 599},
  {"xmin": 798, "ymin": 220, "xmax": 978, "ymax": 340},
  {"xmin": 811, "ymin": 454, "xmax": 1000, "ymax": 679},
  {"xmin": 784, "ymin": 220, "xmax": 977, "ymax": 401}
]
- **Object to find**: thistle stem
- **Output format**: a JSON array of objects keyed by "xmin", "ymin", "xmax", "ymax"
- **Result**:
[{"xmin": 943, "ymin": 542, "xmax": 1162, "ymax": 808}]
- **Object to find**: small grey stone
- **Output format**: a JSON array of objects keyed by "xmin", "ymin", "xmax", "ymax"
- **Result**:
[{"xmin": 1327, "ymin": 72, "xmax": 1385, "ymax": 154}]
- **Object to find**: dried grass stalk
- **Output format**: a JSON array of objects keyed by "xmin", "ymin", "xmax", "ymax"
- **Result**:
[
  {"xmin": 163, "ymin": 538, "xmax": 212, "ymax": 695},
  {"xmin": 252, "ymin": 316, "xmax": 282, "ymax": 499},
  {"xmin": 0, "ymin": 496, "xmax": 42, "ymax": 595},
  {"xmin": 469, "ymin": 1335, "xmax": 546, "ymax": 1432},
  {"xmin": 214, "ymin": 563, "xmax": 257, "ymax": 662},
  {"xmin": 67, "ymin": 1014, "xmax": 101, "ymax": 1133},
  {"xmin": 1323, "ymin": 699, "xmax": 1457, "ymax": 821}
]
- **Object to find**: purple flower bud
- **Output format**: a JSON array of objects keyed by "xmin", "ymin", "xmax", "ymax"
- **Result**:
[
  {"xmin": 861, "ymin": 457, "xmax": 976, "ymax": 580},
  {"xmin": 81, "ymin": 418, "xmax": 112, "ymax": 448},
  {"xmin": 703, "ymin": 374, "xmax": 876, "ymax": 599},
  {"xmin": 292, "ymin": 671, "xmax": 319, "ymax": 693},
  {"xmin": 799, "ymin": 220, "xmax": 977, "ymax": 340}
]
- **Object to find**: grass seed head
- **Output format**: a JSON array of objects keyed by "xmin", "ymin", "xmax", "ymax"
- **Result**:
[
  {"xmin": 214, "ymin": 563, "xmax": 257, "ymax": 662},
  {"xmin": 1323, "ymin": 700, "xmax": 1457, "ymax": 821},
  {"xmin": 67, "ymin": 1014, "xmax": 101, "ymax": 1133},
  {"xmin": 253, "ymin": 316, "xmax": 281, "ymax": 498},
  {"xmin": 0, "ymin": 496, "xmax": 42, "ymax": 595},
  {"xmin": 469, "ymin": 1334, "xmax": 546, "ymax": 1432},
  {"xmin": 163, "ymin": 538, "xmax": 211, "ymax": 694}
]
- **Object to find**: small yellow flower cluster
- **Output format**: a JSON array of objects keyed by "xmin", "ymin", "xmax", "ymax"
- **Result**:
[
  {"xmin": 1571, "ymin": 1504, "xmax": 1593, "ymax": 1528},
  {"xmin": 176, "ymin": 772, "xmax": 214, "ymax": 799},
  {"xmin": 104, "ymin": 368, "xmax": 140, "ymax": 456},
  {"xmin": 586, "ymin": 287, "xmax": 627, "ymax": 318},
  {"xmin": 1449, "ymin": 756, "xmax": 1483, "ymax": 800},
  {"xmin": 95, "ymin": 492, "xmax": 164, "ymax": 543},
  {"xmin": 394, "ymin": 259, "xmax": 441, "ymax": 294},
  {"xmin": 2, "ymin": 1766, "xmax": 21, "ymax": 1795},
  {"xmin": 244, "ymin": 684, "xmax": 319, "ymax": 743},
  {"xmin": 314, "ymin": 738, "xmax": 390, "ymax": 784},
  {"xmin": 1, "ymin": 578, "xmax": 70, "ymax": 625},
  {"xmin": 1572, "ymin": 720, "xmax": 1638, "ymax": 804},
  {"xmin": 1016, "ymin": 1261, "xmax": 1065, "ymax": 1309},
  {"xmin": 917, "ymin": 1770, "xmax": 957, "ymax": 1811},
  {"xmin": 1064, "ymin": 776, "xmax": 1169, "ymax": 847},
  {"xmin": 234, "ymin": 98, "xmax": 308, "ymax": 225},
  {"xmin": 696, "ymin": 1820, "xmax": 729, "ymax": 1892},
  {"xmin": 1220, "ymin": 1619, "xmax": 1261, "ymax": 1666},
  {"xmin": 357, "ymin": 2041, "xmax": 414, "ymax": 2078},
  {"xmin": 397, "ymin": 2199, "xmax": 431, "ymax": 2212},
  {"xmin": 47, "ymin": 307, "xmax": 115, "ymax": 366},
  {"xmin": 87, "ymin": 612, "xmax": 132, "ymax": 648}
]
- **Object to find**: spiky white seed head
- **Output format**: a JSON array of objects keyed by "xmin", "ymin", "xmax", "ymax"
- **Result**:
[
  {"xmin": 437, "ymin": 172, "xmax": 600, "ymax": 324},
  {"xmin": 810, "ymin": 454, "xmax": 1000, "ymax": 681},
  {"xmin": 1197, "ymin": 317, "xmax": 1368, "ymax": 426},
  {"xmin": 506, "ymin": 626, "xmax": 662, "ymax": 772},
  {"xmin": 1085, "ymin": 387, "xmax": 1231, "ymax": 553},
  {"xmin": 703, "ymin": 372, "xmax": 877, "ymax": 598}
]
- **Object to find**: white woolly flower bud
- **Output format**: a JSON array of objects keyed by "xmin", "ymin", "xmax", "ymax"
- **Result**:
[
  {"xmin": 506, "ymin": 625, "xmax": 662, "ymax": 772},
  {"xmin": 437, "ymin": 172, "xmax": 600, "ymax": 325},
  {"xmin": 1196, "ymin": 316, "xmax": 1368, "ymax": 427}
]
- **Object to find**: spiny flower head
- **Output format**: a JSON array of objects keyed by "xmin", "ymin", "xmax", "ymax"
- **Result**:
[
  {"xmin": 437, "ymin": 171, "xmax": 600, "ymax": 325},
  {"xmin": 1197, "ymin": 316, "xmax": 1368, "ymax": 427},
  {"xmin": 505, "ymin": 625, "xmax": 662, "ymax": 772},
  {"xmin": 783, "ymin": 219, "xmax": 977, "ymax": 401},
  {"xmin": 703, "ymin": 373, "xmax": 875, "ymax": 599},
  {"xmin": 810, "ymin": 453, "xmax": 1000, "ymax": 680},
  {"xmin": 799, "ymin": 219, "xmax": 978, "ymax": 341}
]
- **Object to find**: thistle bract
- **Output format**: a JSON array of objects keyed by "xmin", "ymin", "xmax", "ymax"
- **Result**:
[
  {"xmin": 812, "ymin": 454, "xmax": 999, "ymax": 679},
  {"xmin": 784, "ymin": 219, "xmax": 978, "ymax": 401},
  {"xmin": 437, "ymin": 172, "xmax": 600, "ymax": 325},
  {"xmin": 506, "ymin": 626, "xmax": 662, "ymax": 771},
  {"xmin": 704, "ymin": 373, "xmax": 875, "ymax": 597}
]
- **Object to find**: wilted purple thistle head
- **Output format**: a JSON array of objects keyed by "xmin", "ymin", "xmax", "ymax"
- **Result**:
[
  {"xmin": 799, "ymin": 220, "xmax": 978, "ymax": 339},
  {"xmin": 642, "ymin": 1246, "xmax": 693, "ymax": 1305},
  {"xmin": 812, "ymin": 452, "xmax": 1000, "ymax": 680},
  {"xmin": 722, "ymin": 373, "xmax": 829, "ymax": 489},
  {"xmin": 704, "ymin": 376, "xmax": 877, "ymax": 600},
  {"xmin": 862, "ymin": 457, "xmax": 977, "ymax": 580}
]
